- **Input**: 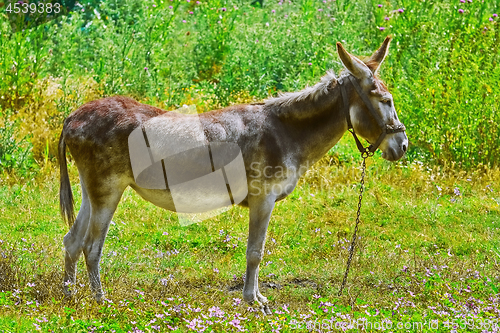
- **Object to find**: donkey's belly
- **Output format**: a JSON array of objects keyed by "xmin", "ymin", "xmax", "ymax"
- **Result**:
[{"xmin": 130, "ymin": 184, "xmax": 235, "ymax": 213}]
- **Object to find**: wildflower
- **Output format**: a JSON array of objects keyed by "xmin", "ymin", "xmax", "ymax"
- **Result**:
[
  {"xmin": 169, "ymin": 5, "xmax": 173, "ymax": 8},
  {"xmin": 265, "ymin": 22, "xmax": 269, "ymax": 26},
  {"xmin": 377, "ymin": 4, "xmax": 382, "ymax": 7},
  {"xmin": 318, "ymin": 8, "xmax": 322, "ymax": 11},
  {"xmin": 272, "ymin": 9, "xmax": 275, "ymax": 13},
  {"xmin": 213, "ymin": 267, "xmax": 219, "ymax": 273},
  {"xmin": 458, "ymin": 9, "xmax": 464, "ymax": 13},
  {"xmin": 27, "ymin": 282, "xmax": 35, "ymax": 287},
  {"xmin": 144, "ymin": 67, "xmax": 148, "ymax": 71},
  {"xmin": 379, "ymin": 27, "xmax": 385, "ymax": 31},
  {"xmin": 285, "ymin": 14, "xmax": 288, "ymax": 18},
  {"xmin": 233, "ymin": 298, "xmax": 242, "ymax": 306},
  {"xmin": 385, "ymin": 16, "xmax": 390, "ymax": 20},
  {"xmin": 312, "ymin": 294, "xmax": 321, "ymax": 299},
  {"xmin": 398, "ymin": 8, "xmax": 404, "ymax": 13},
  {"xmin": 308, "ymin": 62, "xmax": 312, "ymax": 65},
  {"xmin": 489, "ymin": 17, "xmax": 494, "ymax": 21},
  {"xmin": 153, "ymin": 4, "xmax": 156, "ymax": 7},
  {"xmin": 182, "ymin": 20, "xmax": 186, "ymax": 23},
  {"xmin": 196, "ymin": 1, "xmax": 200, "ymax": 3},
  {"xmin": 189, "ymin": 11, "xmax": 193, "ymax": 14},
  {"xmin": 222, "ymin": 7, "xmax": 226, "ymax": 11},
  {"xmin": 163, "ymin": 231, "xmax": 168, "ymax": 235},
  {"xmin": 460, "ymin": 0, "xmax": 465, "ymax": 2},
  {"xmin": 454, "ymin": 187, "xmax": 461, "ymax": 196},
  {"xmin": 436, "ymin": 185, "xmax": 442, "ymax": 191},
  {"xmin": 494, "ymin": 14, "xmax": 498, "ymax": 17}
]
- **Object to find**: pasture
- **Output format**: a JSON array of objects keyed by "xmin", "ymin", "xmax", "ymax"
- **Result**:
[{"xmin": 1, "ymin": 0, "xmax": 500, "ymax": 332}]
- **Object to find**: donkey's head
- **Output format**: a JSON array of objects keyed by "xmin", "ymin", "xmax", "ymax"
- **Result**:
[{"xmin": 336, "ymin": 37, "xmax": 408, "ymax": 161}]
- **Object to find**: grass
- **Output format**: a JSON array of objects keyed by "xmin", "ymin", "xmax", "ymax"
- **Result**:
[{"xmin": 1, "ymin": 137, "xmax": 499, "ymax": 332}]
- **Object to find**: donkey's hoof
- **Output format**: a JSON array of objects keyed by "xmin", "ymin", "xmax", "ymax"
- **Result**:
[
  {"xmin": 92, "ymin": 292, "xmax": 105, "ymax": 304},
  {"xmin": 256, "ymin": 292, "xmax": 268, "ymax": 304},
  {"xmin": 261, "ymin": 304, "xmax": 272, "ymax": 315},
  {"xmin": 62, "ymin": 284, "xmax": 77, "ymax": 299}
]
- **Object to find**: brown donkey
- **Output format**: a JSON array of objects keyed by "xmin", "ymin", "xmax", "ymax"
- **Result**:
[{"xmin": 59, "ymin": 37, "xmax": 407, "ymax": 313}]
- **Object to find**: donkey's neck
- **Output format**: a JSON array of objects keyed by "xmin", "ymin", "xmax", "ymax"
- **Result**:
[{"xmin": 264, "ymin": 73, "xmax": 348, "ymax": 173}]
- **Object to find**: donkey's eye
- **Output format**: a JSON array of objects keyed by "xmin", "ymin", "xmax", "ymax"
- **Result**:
[{"xmin": 382, "ymin": 99, "xmax": 392, "ymax": 106}]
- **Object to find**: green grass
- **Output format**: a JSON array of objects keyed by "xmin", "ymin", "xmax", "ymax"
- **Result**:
[{"xmin": 1, "ymin": 137, "xmax": 499, "ymax": 332}]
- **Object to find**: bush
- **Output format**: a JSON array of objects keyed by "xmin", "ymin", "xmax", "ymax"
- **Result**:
[
  {"xmin": 0, "ymin": 0, "xmax": 499, "ymax": 170},
  {"xmin": 0, "ymin": 114, "xmax": 37, "ymax": 175}
]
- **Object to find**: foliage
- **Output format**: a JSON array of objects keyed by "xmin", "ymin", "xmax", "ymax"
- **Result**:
[
  {"xmin": 0, "ymin": 114, "xmax": 37, "ymax": 175},
  {"xmin": 1, "ymin": 0, "xmax": 500, "ymax": 170}
]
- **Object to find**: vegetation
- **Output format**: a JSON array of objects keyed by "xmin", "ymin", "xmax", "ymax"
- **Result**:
[{"xmin": 0, "ymin": 0, "xmax": 499, "ymax": 332}]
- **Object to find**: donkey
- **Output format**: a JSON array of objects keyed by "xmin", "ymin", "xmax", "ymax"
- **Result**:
[{"xmin": 59, "ymin": 37, "xmax": 407, "ymax": 313}]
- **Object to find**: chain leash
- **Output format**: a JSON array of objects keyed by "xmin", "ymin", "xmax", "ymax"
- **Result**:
[{"xmin": 338, "ymin": 152, "xmax": 370, "ymax": 296}]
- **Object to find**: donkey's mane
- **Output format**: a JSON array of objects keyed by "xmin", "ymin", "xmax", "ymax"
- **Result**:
[{"xmin": 265, "ymin": 70, "xmax": 338, "ymax": 108}]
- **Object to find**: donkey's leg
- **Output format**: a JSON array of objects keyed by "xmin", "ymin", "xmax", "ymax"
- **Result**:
[
  {"xmin": 63, "ymin": 180, "xmax": 90, "ymax": 297},
  {"xmin": 83, "ymin": 187, "xmax": 124, "ymax": 303},
  {"xmin": 243, "ymin": 194, "xmax": 275, "ymax": 314}
]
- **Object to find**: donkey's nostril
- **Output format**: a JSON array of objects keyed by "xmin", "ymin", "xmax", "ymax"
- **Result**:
[{"xmin": 402, "ymin": 144, "xmax": 407, "ymax": 152}]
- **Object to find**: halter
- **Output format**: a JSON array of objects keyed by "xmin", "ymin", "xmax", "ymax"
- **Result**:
[{"xmin": 338, "ymin": 75, "xmax": 406, "ymax": 157}]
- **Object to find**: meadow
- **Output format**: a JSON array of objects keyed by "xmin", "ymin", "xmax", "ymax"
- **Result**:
[{"xmin": 1, "ymin": 0, "xmax": 500, "ymax": 332}]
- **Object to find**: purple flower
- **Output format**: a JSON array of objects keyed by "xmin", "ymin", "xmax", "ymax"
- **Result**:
[
  {"xmin": 318, "ymin": 8, "xmax": 323, "ymax": 11},
  {"xmin": 458, "ymin": 9, "xmax": 464, "ymax": 13},
  {"xmin": 379, "ymin": 27, "xmax": 385, "ymax": 31},
  {"xmin": 189, "ymin": 11, "xmax": 193, "ymax": 14},
  {"xmin": 454, "ymin": 187, "xmax": 461, "ymax": 196},
  {"xmin": 385, "ymin": 16, "xmax": 390, "ymax": 20},
  {"xmin": 460, "ymin": 0, "xmax": 465, "ymax": 2},
  {"xmin": 272, "ymin": 9, "xmax": 275, "ymax": 13},
  {"xmin": 182, "ymin": 20, "xmax": 186, "ymax": 23},
  {"xmin": 308, "ymin": 62, "xmax": 312, "ymax": 65},
  {"xmin": 377, "ymin": 4, "xmax": 382, "ymax": 7},
  {"xmin": 169, "ymin": 5, "xmax": 173, "ymax": 9},
  {"xmin": 222, "ymin": 7, "xmax": 226, "ymax": 11},
  {"xmin": 398, "ymin": 8, "xmax": 404, "ymax": 13},
  {"xmin": 494, "ymin": 14, "xmax": 498, "ymax": 17},
  {"xmin": 490, "ymin": 17, "xmax": 494, "ymax": 21}
]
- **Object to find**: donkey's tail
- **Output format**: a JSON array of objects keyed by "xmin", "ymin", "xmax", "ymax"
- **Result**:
[{"xmin": 59, "ymin": 130, "xmax": 75, "ymax": 227}]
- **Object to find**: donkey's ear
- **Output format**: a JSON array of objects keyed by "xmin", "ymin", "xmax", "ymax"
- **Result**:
[
  {"xmin": 336, "ymin": 42, "xmax": 372, "ymax": 80},
  {"xmin": 367, "ymin": 36, "xmax": 392, "ymax": 73}
]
